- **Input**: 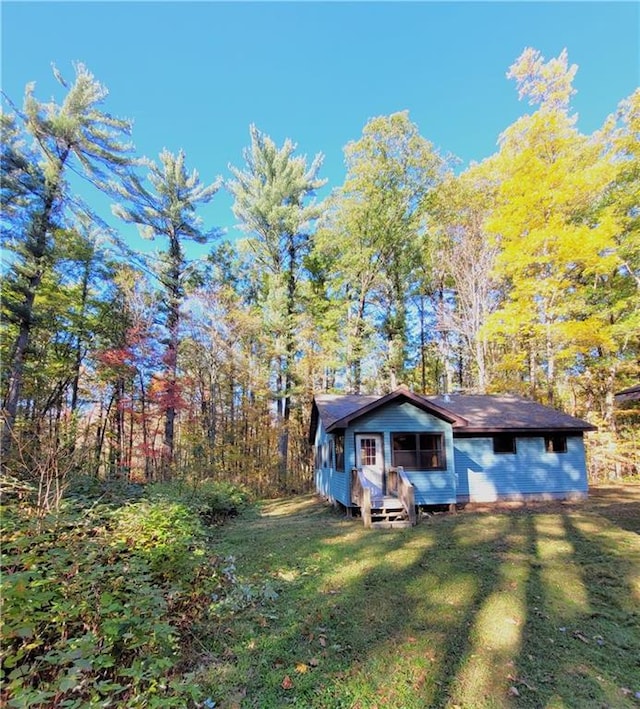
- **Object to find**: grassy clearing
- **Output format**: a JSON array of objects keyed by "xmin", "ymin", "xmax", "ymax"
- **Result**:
[{"xmin": 202, "ymin": 484, "xmax": 640, "ymax": 708}]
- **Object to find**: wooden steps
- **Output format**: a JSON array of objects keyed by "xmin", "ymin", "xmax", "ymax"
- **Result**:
[
  {"xmin": 352, "ymin": 467, "xmax": 417, "ymax": 529},
  {"xmin": 369, "ymin": 496, "xmax": 412, "ymax": 528},
  {"xmin": 370, "ymin": 519, "xmax": 413, "ymax": 529}
]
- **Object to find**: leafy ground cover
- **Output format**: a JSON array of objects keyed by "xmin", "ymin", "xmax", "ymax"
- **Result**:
[
  {"xmin": 1, "ymin": 479, "xmax": 250, "ymax": 708},
  {"xmin": 203, "ymin": 483, "xmax": 640, "ymax": 708}
]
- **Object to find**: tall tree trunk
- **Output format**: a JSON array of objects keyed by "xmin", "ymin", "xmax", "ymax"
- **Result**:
[
  {"xmin": 347, "ymin": 294, "xmax": 367, "ymax": 394},
  {"xmin": 2, "ymin": 294, "xmax": 36, "ymax": 463},
  {"xmin": 475, "ymin": 335, "xmax": 487, "ymax": 394},
  {"xmin": 545, "ymin": 320, "xmax": 555, "ymax": 405},
  {"xmin": 138, "ymin": 370, "xmax": 151, "ymax": 481},
  {"xmin": 1, "ymin": 151, "xmax": 67, "ymax": 465},
  {"xmin": 109, "ymin": 377, "xmax": 125, "ymax": 479},
  {"xmin": 70, "ymin": 261, "xmax": 90, "ymax": 414},
  {"xmin": 162, "ymin": 234, "xmax": 182, "ymax": 479},
  {"xmin": 94, "ymin": 391, "xmax": 115, "ymax": 476},
  {"xmin": 419, "ymin": 294, "xmax": 427, "ymax": 393},
  {"xmin": 278, "ymin": 250, "xmax": 297, "ymax": 489}
]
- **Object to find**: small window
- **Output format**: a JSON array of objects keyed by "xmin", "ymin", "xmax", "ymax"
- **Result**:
[
  {"xmin": 335, "ymin": 434, "xmax": 345, "ymax": 472},
  {"xmin": 392, "ymin": 433, "xmax": 445, "ymax": 470},
  {"xmin": 493, "ymin": 435, "xmax": 516, "ymax": 454},
  {"xmin": 329, "ymin": 440, "xmax": 335, "ymax": 469},
  {"xmin": 545, "ymin": 435, "xmax": 567, "ymax": 453},
  {"xmin": 360, "ymin": 438, "xmax": 377, "ymax": 466}
]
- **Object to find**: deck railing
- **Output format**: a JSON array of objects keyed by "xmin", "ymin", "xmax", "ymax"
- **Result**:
[
  {"xmin": 351, "ymin": 467, "xmax": 374, "ymax": 528},
  {"xmin": 389, "ymin": 466, "xmax": 416, "ymax": 525},
  {"xmin": 399, "ymin": 467, "xmax": 417, "ymax": 525},
  {"xmin": 352, "ymin": 466, "xmax": 416, "ymax": 527}
]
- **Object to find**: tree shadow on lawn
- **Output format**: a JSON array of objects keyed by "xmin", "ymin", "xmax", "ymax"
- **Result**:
[
  {"xmin": 514, "ymin": 509, "xmax": 640, "ymax": 708},
  {"xmin": 582, "ymin": 482, "xmax": 640, "ymax": 534},
  {"xmin": 206, "ymin": 495, "xmax": 640, "ymax": 709}
]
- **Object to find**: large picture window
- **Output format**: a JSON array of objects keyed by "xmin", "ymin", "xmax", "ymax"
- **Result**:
[{"xmin": 392, "ymin": 433, "xmax": 445, "ymax": 470}]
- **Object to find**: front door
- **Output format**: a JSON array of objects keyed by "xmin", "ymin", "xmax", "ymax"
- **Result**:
[{"xmin": 355, "ymin": 433, "xmax": 384, "ymax": 493}]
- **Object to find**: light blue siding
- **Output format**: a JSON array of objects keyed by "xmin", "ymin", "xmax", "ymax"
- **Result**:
[
  {"xmin": 314, "ymin": 399, "xmax": 589, "ymax": 509},
  {"xmin": 344, "ymin": 401, "xmax": 456, "ymax": 505},
  {"xmin": 454, "ymin": 435, "xmax": 588, "ymax": 502},
  {"xmin": 313, "ymin": 420, "xmax": 351, "ymax": 506}
]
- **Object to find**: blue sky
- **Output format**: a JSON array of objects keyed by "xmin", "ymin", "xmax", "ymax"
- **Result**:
[{"xmin": 2, "ymin": 1, "xmax": 639, "ymax": 248}]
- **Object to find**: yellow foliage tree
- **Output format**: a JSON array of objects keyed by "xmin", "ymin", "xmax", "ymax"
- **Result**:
[{"xmin": 483, "ymin": 48, "xmax": 627, "ymax": 407}]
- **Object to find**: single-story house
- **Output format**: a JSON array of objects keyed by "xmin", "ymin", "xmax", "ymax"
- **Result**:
[{"xmin": 309, "ymin": 386, "xmax": 596, "ymax": 527}]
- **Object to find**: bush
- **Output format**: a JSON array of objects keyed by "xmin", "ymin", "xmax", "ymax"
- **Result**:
[
  {"xmin": 148, "ymin": 480, "xmax": 251, "ymax": 527},
  {"xmin": 0, "ymin": 491, "xmax": 240, "ymax": 708}
]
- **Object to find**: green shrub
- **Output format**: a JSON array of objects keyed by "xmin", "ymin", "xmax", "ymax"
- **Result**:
[
  {"xmin": 148, "ymin": 480, "xmax": 251, "ymax": 527},
  {"xmin": 0, "ymin": 494, "xmax": 239, "ymax": 708},
  {"xmin": 111, "ymin": 499, "xmax": 205, "ymax": 584}
]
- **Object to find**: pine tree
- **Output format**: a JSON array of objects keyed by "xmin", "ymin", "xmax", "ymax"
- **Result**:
[
  {"xmin": 1, "ymin": 63, "xmax": 133, "ymax": 462},
  {"xmin": 112, "ymin": 149, "xmax": 220, "ymax": 477},
  {"xmin": 228, "ymin": 125, "xmax": 325, "ymax": 486}
]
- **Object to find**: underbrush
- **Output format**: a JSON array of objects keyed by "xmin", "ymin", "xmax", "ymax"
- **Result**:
[{"xmin": 0, "ymin": 479, "xmax": 251, "ymax": 708}]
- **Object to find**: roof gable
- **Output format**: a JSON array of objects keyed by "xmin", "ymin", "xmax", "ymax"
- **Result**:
[{"xmin": 310, "ymin": 387, "xmax": 466, "ymax": 441}]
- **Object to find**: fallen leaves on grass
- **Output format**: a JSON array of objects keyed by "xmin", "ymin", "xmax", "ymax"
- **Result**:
[
  {"xmin": 281, "ymin": 675, "xmax": 293, "ymax": 690},
  {"xmin": 507, "ymin": 673, "xmax": 537, "ymax": 692}
]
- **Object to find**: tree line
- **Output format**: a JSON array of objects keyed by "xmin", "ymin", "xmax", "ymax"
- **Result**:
[{"xmin": 2, "ymin": 48, "xmax": 638, "ymax": 501}]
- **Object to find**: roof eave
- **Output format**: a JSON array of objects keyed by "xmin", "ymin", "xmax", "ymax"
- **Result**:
[
  {"xmin": 615, "ymin": 391, "xmax": 640, "ymax": 403},
  {"xmin": 453, "ymin": 424, "xmax": 597, "ymax": 435}
]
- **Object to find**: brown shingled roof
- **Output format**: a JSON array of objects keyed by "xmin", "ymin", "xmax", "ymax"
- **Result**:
[
  {"xmin": 425, "ymin": 394, "xmax": 596, "ymax": 432},
  {"xmin": 313, "ymin": 393, "xmax": 380, "ymax": 429},
  {"xmin": 309, "ymin": 389, "xmax": 596, "ymax": 442},
  {"xmin": 615, "ymin": 384, "xmax": 640, "ymax": 402}
]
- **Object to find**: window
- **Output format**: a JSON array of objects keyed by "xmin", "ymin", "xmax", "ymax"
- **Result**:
[
  {"xmin": 493, "ymin": 435, "xmax": 516, "ymax": 454},
  {"xmin": 329, "ymin": 440, "xmax": 335, "ymax": 468},
  {"xmin": 392, "ymin": 433, "xmax": 445, "ymax": 470},
  {"xmin": 360, "ymin": 438, "xmax": 377, "ymax": 466},
  {"xmin": 545, "ymin": 435, "xmax": 567, "ymax": 453},
  {"xmin": 335, "ymin": 434, "xmax": 345, "ymax": 472}
]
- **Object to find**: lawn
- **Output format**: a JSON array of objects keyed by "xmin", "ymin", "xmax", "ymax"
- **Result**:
[{"xmin": 203, "ymin": 483, "xmax": 640, "ymax": 709}]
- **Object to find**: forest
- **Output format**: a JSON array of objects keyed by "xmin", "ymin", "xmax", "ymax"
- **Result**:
[
  {"xmin": 1, "ymin": 46, "xmax": 639, "ymax": 708},
  {"xmin": 1, "ymin": 47, "xmax": 639, "ymax": 499}
]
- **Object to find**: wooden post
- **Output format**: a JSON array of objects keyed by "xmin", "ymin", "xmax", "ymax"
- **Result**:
[
  {"xmin": 362, "ymin": 486, "xmax": 372, "ymax": 528},
  {"xmin": 397, "ymin": 466, "xmax": 417, "ymax": 526}
]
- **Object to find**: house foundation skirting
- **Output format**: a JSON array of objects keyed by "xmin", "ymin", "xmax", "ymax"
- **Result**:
[{"xmin": 456, "ymin": 490, "xmax": 588, "ymax": 504}]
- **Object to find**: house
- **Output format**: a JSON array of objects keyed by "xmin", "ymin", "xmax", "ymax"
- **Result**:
[{"xmin": 309, "ymin": 386, "xmax": 596, "ymax": 528}]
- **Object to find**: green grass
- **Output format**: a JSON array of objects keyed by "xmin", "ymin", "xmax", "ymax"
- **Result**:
[{"xmin": 200, "ymin": 485, "xmax": 640, "ymax": 709}]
